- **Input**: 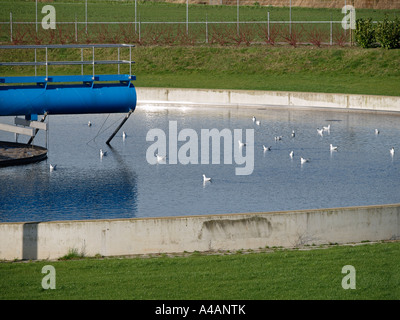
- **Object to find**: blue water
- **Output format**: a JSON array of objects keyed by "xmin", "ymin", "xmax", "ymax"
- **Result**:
[{"xmin": 1, "ymin": 105, "xmax": 399, "ymax": 223}]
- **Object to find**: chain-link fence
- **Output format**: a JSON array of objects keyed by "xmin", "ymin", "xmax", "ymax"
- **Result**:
[{"xmin": 1, "ymin": 0, "xmax": 396, "ymax": 46}]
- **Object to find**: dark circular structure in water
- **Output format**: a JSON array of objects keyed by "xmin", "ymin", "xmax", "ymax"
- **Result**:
[{"xmin": 0, "ymin": 141, "xmax": 47, "ymax": 167}]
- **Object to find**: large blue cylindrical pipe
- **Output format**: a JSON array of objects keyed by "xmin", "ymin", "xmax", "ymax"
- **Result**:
[{"xmin": 0, "ymin": 75, "xmax": 137, "ymax": 117}]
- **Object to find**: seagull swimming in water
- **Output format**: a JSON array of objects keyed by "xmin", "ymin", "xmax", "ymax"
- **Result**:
[
  {"xmin": 375, "ymin": 129, "xmax": 380, "ymax": 135},
  {"xmin": 156, "ymin": 154, "xmax": 166, "ymax": 163},
  {"xmin": 122, "ymin": 131, "xmax": 127, "ymax": 139},
  {"xmin": 252, "ymin": 116, "xmax": 256, "ymax": 122},
  {"xmin": 255, "ymin": 120, "xmax": 261, "ymax": 126},
  {"xmin": 323, "ymin": 125, "xmax": 330, "ymax": 131},
  {"xmin": 203, "ymin": 174, "xmax": 212, "ymax": 183},
  {"xmin": 330, "ymin": 144, "xmax": 338, "ymax": 151},
  {"xmin": 88, "ymin": 121, "xmax": 92, "ymax": 127},
  {"xmin": 100, "ymin": 149, "xmax": 107, "ymax": 158},
  {"xmin": 263, "ymin": 145, "xmax": 271, "ymax": 152},
  {"xmin": 390, "ymin": 147, "xmax": 395, "ymax": 156},
  {"xmin": 291, "ymin": 130, "xmax": 295, "ymax": 138},
  {"xmin": 289, "ymin": 151, "xmax": 294, "ymax": 159},
  {"xmin": 300, "ymin": 157, "xmax": 309, "ymax": 164},
  {"xmin": 50, "ymin": 164, "xmax": 57, "ymax": 171},
  {"xmin": 274, "ymin": 136, "xmax": 282, "ymax": 141},
  {"xmin": 317, "ymin": 128, "xmax": 324, "ymax": 136}
]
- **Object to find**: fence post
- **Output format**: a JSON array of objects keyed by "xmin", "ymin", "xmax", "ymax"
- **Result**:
[
  {"xmin": 36, "ymin": 0, "xmax": 38, "ymax": 33},
  {"xmin": 135, "ymin": 0, "xmax": 137, "ymax": 33},
  {"xmin": 330, "ymin": 16, "xmax": 332, "ymax": 46},
  {"xmin": 289, "ymin": 0, "xmax": 292, "ymax": 35},
  {"xmin": 267, "ymin": 11, "xmax": 270, "ymax": 41},
  {"xmin": 237, "ymin": 0, "xmax": 239, "ymax": 36},
  {"xmin": 75, "ymin": 14, "xmax": 78, "ymax": 42},
  {"xmin": 205, "ymin": 14, "xmax": 208, "ymax": 44},
  {"xmin": 10, "ymin": 12, "xmax": 12, "ymax": 43},
  {"xmin": 139, "ymin": 14, "xmax": 141, "ymax": 43},
  {"xmin": 186, "ymin": 0, "xmax": 189, "ymax": 35},
  {"xmin": 85, "ymin": 0, "xmax": 88, "ymax": 34}
]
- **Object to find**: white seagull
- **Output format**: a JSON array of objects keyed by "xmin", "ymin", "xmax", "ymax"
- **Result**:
[
  {"xmin": 122, "ymin": 131, "xmax": 127, "ymax": 139},
  {"xmin": 323, "ymin": 124, "xmax": 330, "ymax": 131},
  {"xmin": 317, "ymin": 128, "xmax": 324, "ymax": 136},
  {"xmin": 156, "ymin": 154, "xmax": 166, "ymax": 163},
  {"xmin": 291, "ymin": 130, "xmax": 295, "ymax": 138},
  {"xmin": 390, "ymin": 147, "xmax": 395, "ymax": 156},
  {"xmin": 263, "ymin": 145, "xmax": 271, "ymax": 152},
  {"xmin": 300, "ymin": 157, "xmax": 309, "ymax": 164},
  {"xmin": 238, "ymin": 140, "xmax": 246, "ymax": 147},
  {"xmin": 289, "ymin": 151, "xmax": 294, "ymax": 159},
  {"xmin": 50, "ymin": 164, "xmax": 57, "ymax": 171},
  {"xmin": 375, "ymin": 129, "xmax": 380, "ymax": 135},
  {"xmin": 255, "ymin": 120, "xmax": 261, "ymax": 126},
  {"xmin": 252, "ymin": 116, "xmax": 256, "ymax": 122},
  {"xmin": 330, "ymin": 144, "xmax": 338, "ymax": 151},
  {"xmin": 100, "ymin": 149, "xmax": 107, "ymax": 158},
  {"xmin": 274, "ymin": 136, "xmax": 282, "ymax": 141},
  {"xmin": 88, "ymin": 121, "xmax": 92, "ymax": 127},
  {"xmin": 203, "ymin": 174, "xmax": 212, "ymax": 183}
]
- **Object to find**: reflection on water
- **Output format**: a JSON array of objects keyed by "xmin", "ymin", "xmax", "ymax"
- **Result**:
[
  {"xmin": 0, "ymin": 105, "xmax": 399, "ymax": 223},
  {"xmin": 0, "ymin": 157, "xmax": 138, "ymax": 222}
]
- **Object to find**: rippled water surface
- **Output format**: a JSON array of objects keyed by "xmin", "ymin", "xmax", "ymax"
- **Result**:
[{"xmin": 1, "ymin": 105, "xmax": 399, "ymax": 223}]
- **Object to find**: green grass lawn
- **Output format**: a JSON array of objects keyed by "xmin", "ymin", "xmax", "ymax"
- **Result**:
[
  {"xmin": 1, "ymin": 1, "xmax": 399, "ymax": 97},
  {"xmin": 1, "ymin": 45, "xmax": 399, "ymax": 96},
  {"xmin": 131, "ymin": 45, "xmax": 400, "ymax": 96},
  {"xmin": 1, "ymin": 241, "xmax": 399, "ymax": 300}
]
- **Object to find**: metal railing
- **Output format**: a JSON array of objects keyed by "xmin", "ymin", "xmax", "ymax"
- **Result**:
[{"xmin": 0, "ymin": 44, "xmax": 135, "ymax": 80}]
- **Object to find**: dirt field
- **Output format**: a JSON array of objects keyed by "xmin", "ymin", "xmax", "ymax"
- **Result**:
[{"xmin": 166, "ymin": 0, "xmax": 400, "ymax": 10}]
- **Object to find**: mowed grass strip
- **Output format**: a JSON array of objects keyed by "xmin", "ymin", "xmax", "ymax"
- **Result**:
[
  {"xmin": 1, "ymin": 45, "xmax": 399, "ymax": 96},
  {"xmin": 131, "ymin": 45, "xmax": 400, "ymax": 96},
  {"xmin": 1, "ymin": 242, "xmax": 399, "ymax": 300}
]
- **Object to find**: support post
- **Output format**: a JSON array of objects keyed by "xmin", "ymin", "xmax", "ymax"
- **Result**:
[
  {"xmin": 27, "ymin": 112, "xmax": 48, "ymax": 145},
  {"xmin": 106, "ymin": 109, "xmax": 134, "ymax": 145}
]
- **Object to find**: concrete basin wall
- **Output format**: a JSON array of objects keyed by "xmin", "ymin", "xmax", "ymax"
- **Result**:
[
  {"xmin": 1, "ymin": 204, "xmax": 399, "ymax": 261},
  {"xmin": 136, "ymin": 87, "xmax": 400, "ymax": 113},
  {"xmin": 1, "ymin": 88, "xmax": 399, "ymax": 261}
]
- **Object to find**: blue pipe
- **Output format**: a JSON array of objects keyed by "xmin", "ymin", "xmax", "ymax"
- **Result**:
[{"xmin": 0, "ymin": 75, "xmax": 137, "ymax": 117}]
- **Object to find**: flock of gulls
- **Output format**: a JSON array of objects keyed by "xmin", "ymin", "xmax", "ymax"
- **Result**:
[
  {"xmin": 49, "ymin": 120, "xmax": 127, "ymax": 171},
  {"xmin": 255, "ymin": 115, "xmax": 394, "ymax": 163},
  {"xmin": 201, "ymin": 115, "xmax": 396, "ymax": 184},
  {"xmin": 257, "ymin": 117, "xmax": 335, "ymax": 166},
  {"xmin": 49, "ymin": 118, "xmax": 396, "ymax": 184}
]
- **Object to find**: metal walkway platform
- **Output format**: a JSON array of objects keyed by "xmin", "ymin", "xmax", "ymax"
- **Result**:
[{"xmin": 0, "ymin": 44, "xmax": 137, "ymax": 153}]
